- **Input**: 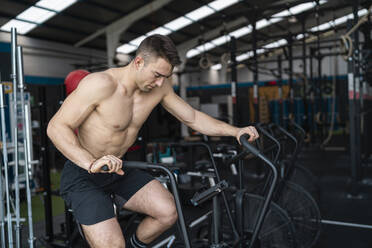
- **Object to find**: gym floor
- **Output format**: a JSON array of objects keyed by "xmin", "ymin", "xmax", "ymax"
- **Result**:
[{"xmin": 300, "ymin": 148, "xmax": 372, "ymax": 248}]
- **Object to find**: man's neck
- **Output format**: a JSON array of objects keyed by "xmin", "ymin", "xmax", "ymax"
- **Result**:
[{"xmin": 114, "ymin": 63, "xmax": 139, "ymax": 96}]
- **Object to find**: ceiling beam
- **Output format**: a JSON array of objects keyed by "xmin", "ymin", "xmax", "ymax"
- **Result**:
[
  {"xmin": 177, "ymin": 16, "xmax": 247, "ymax": 53},
  {"xmin": 74, "ymin": 0, "xmax": 173, "ymax": 47}
]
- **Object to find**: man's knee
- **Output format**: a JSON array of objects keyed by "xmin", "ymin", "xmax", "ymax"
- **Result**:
[
  {"xmin": 82, "ymin": 218, "xmax": 126, "ymax": 248},
  {"xmin": 93, "ymin": 238, "xmax": 125, "ymax": 248},
  {"xmin": 156, "ymin": 199, "xmax": 178, "ymax": 227},
  {"xmin": 107, "ymin": 241, "xmax": 125, "ymax": 248}
]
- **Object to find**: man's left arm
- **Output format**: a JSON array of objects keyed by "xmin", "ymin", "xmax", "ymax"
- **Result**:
[{"xmin": 161, "ymin": 83, "xmax": 259, "ymax": 142}]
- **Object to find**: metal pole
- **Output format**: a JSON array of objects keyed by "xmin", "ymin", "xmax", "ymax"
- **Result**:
[
  {"xmin": 0, "ymin": 83, "xmax": 8, "ymax": 248},
  {"xmin": 277, "ymin": 55, "xmax": 283, "ymax": 125},
  {"xmin": 38, "ymin": 86, "xmax": 54, "ymax": 241},
  {"xmin": 321, "ymin": 219, "xmax": 372, "ymax": 229},
  {"xmin": 10, "ymin": 27, "xmax": 18, "ymax": 248},
  {"xmin": 309, "ymin": 47, "xmax": 316, "ymax": 141},
  {"xmin": 230, "ymin": 36, "xmax": 238, "ymax": 126},
  {"xmin": 302, "ymin": 18, "xmax": 309, "ymax": 131},
  {"xmin": 252, "ymin": 16, "xmax": 259, "ymax": 123},
  {"xmin": 316, "ymin": 0, "xmax": 325, "ymax": 141},
  {"xmin": 352, "ymin": 0, "xmax": 362, "ymax": 181},
  {"xmin": 346, "ymin": 17, "xmax": 358, "ymax": 183},
  {"xmin": 17, "ymin": 46, "xmax": 35, "ymax": 248},
  {"xmin": 288, "ymin": 34, "xmax": 294, "ymax": 123}
]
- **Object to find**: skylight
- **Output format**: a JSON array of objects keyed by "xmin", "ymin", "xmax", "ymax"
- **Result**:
[
  {"xmin": 130, "ymin": 35, "xmax": 147, "ymax": 46},
  {"xmin": 185, "ymin": 0, "xmax": 327, "ymax": 59},
  {"xmin": 208, "ymin": 0, "xmax": 239, "ymax": 11},
  {"xmin": 36, "ymin": 0, "xmax": 78, "ymax": 12},
  {"xmin": 116, "ymin": 0, "xmax": 241, "ymax": 54},
  {"xmin": 229, "ymin": 26, "xmax": 252, "ymax": 39},
  {"xmin": 186, "ymin": 48, "xmax": 202, "ymax": 58},
  {"xmin": 164, "ymin": 17, "xmax": 193, "ymax": 31},
  {"xmin": 255, "ymin": 19, "xmax": 273, "ymax": 30},
  {"xmin": 310, "ymin": 8, "xmax": 368, "ymax": 32},
  {"xmin": 195, "ymin": 42, "xmax": 216, "ymax": 51},
  {"xmin": 17, "ymin": 6, "xmax": 55, "ymax": 24},
  {"xmin": 212, "ymin": 35, "xmax": 231, "ymax": 46},
  {"xmin": 236, "ymin": 52, "xmax": 252, "ymax": 61},
  {"xmin": 0, "ymin": 20, "xmax": 36, "ymax": 34},
  {"xmin": 117, "ymin": 44, "xmax": 137, "ymax": 54},
  {"xmin": 186, "ymin": 6, "xmax": 215, "ymax": 21},
  {"xmin": 0, "ymin": 0, "xmax": 77, "ymax": 34},
  {"xmin": 263, "ymin": 39, "xmax": 288, "ymax": 49},
  {"xmin": 147, "ymin": 27, "xmax": 172, "ymax": 36},
  {"xmin": 289, "ymin": 2, "xmax": 316, "ymax": 15}
]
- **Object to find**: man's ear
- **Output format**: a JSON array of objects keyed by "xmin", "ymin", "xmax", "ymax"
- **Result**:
[{"xmin": 134, "ymin": 56, "xmax": 144, "ymax": 70}]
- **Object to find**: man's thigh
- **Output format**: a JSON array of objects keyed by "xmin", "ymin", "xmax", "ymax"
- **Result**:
[
  {"xmin": 110, "ymin": 168, "xmax": 157, "ymax": 212},
  {"xmin": 122, "ymin": 179, "xmax": 175, "ymax": 216},
  {"xmin": 65, "ymin": 189, "xmax": 116, "ymax": 225}
]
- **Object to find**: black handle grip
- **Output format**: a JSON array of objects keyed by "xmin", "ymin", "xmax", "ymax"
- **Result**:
[
  {"xmin": 101, "ymin": 161, "xmax": 158, "ymax": 172},
  {"xmin": 239, "ymin": 134, "xmax": 260, "ymax": 156}
]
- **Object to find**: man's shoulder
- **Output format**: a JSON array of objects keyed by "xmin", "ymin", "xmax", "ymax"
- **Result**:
[{"xmin": 79, "ymin": 71, "xmax": 117, "ymax": 92}]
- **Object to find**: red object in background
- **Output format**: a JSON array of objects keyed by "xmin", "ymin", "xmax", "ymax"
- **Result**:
[
  {"xmin": 268, "ymin": 80, "xmax": 277, "ymax": 86},
  {"xmin": 64, "ymin": 69, "xmax": 90, "ymax": 96}
]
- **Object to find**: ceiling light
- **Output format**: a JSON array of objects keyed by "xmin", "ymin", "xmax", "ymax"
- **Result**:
[
  {"xmin": 195, "ymin": 42, "xmax": 216, "ymax": 51},
  {"xmin": 271, "ymin": 10, "xmax": 291, "ymax": 19},
  {"xmin": 230, "ymin": 26, "xmax": 252, "ymax": 38},
  {"xmin": 116, "ymin": 0, "xmax": 241, "ymax": 54},
  {"xmin": 164, "ymin": 16, "xmax": 193, "ymax": 31},
  {"xmin": 116, "ymin": 44, "xmax": 137, "ymax": 54},
  {"xmin": 0, "ymin": 19, "xmax": 37, "ymax": 34},
  {"xmin": 208, "ymin": 0, "xmax": 239, "ymax": 11},
  {"xmin": 36, "ymin": 0, "xmax": 77, "ymax": 12},
  {"xmin": 289, "ymin": 2, "xmax": 316, "ymax": 15},
  {"xmin": 236, "ymin": 53, "xmax": 251, "ymax": 61},
  {"xmin": 17, "ymin": 6, "xmax": 55, "ymax": 24},
  {"xmin": 212, "ymin": 35, "xmax": 231, "ymax": 46},
  {"xmin": 130, "ymin": 35, "xmax": 147, "ymax": 46},
  {"xmin": 186, "ymin": 48, "xmax": 202, "ymax": 58},
  {"xmin": 256, "ymin": 19, "xmax": 273, "ymax": 29},
  {"xmin": 147, "ymin": 27, "xmax": 172, "ymax": 36},
  {"xmin": 186, "ymin": 6, "xmax": 214, "ymax": 21}
]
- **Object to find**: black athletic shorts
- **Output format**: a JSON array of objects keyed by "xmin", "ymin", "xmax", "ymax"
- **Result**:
[{"xmin": 60, "ymin": 160, "xmax": 154, "ymax": 225}]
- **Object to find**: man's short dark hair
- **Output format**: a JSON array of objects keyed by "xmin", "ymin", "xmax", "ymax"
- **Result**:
[{"xmin": 136, "ymin": 34, "xmax": 181, "ymax": 67}]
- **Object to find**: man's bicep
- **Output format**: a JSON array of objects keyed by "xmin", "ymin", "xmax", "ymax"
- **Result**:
[
  {"xmin": 161, "ymin": 91, "xmax": 196, "ymax": 124},
  {"xmin": 50, "ymin": 74, "xmax": 113, "ymax": 129},
  {"xmin": 50, "ymin": 90, "xmax": 96, "ymax": 129}
]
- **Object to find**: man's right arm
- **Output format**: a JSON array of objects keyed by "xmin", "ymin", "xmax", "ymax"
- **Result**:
[{"xmin": 47, "ymin": 73, "xmax": 115, "ymax": 171}]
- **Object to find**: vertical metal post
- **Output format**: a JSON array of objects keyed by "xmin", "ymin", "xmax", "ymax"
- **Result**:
[
  {"xmin": 17, "ymin": 46, "xmax": 35, "ymax": 248},
  {"xmin": 230, "ymin": 36, "xmax": 238, "ymax": 126},
  {"xmin": 309, "ymin": 47, "xmax": 316, "ymax": 141},
  {"xmin": 316, "ymin": 0, "xmax": 324, "ymax": 140},
  {"xmin": 288, "ymin": 34, "xmax": 294, "ymax": 122},
  {"xmin": 252, "ymin": 17, "xmax": 259, "ymax": 123},
  {"xmin": 38, "ymin": 86, "xmax": 54, "ymax": 241},
  {"xmin": 0, "ymin": 83, "xmax": 8, "ymax": 248},
  {"xmin": 10, "ymin": 27, "xmax": 18, "ymax": 248},
  {"xmin": 277, "ymin": 55, "xmax": 283, "ymax": 125},
  {"xmin": 302, "ymin": 18, "xmax": 309, "ymax": 130},
  {"xmin": 353, "ymin": 0, "xmax": 362, "ymax": 181},
  {"xmin": 346, "ymin": 17, "xmax": 358, "ymax": 183}
]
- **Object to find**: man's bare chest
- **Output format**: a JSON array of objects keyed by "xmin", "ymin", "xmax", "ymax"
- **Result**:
[{"xmin": 95, "ymin": 92, "xmax": 162, "ymax": 130}]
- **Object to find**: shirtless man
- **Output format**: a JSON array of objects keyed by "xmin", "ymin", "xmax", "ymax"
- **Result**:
[{"xmin": 47, "ymin": 34, "xmax": 259, "ymax": 248}]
